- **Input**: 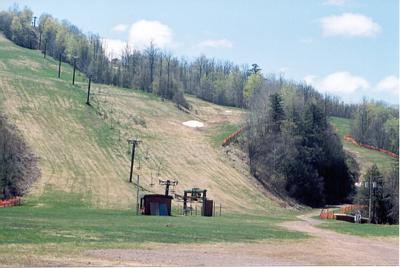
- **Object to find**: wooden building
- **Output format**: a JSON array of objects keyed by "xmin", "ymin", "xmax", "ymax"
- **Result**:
[{"xmin": 140, "ymin": 194, "xmax": 172, "ymax": 216}]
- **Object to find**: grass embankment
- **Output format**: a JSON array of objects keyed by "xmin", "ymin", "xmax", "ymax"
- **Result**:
[
  {"xmin": 329, "ymin": 116, "xmax": 398, "ymax": 173},
  {"xmin": 318, "ymin": 219, "xmax": 399, "ymax": 237}
]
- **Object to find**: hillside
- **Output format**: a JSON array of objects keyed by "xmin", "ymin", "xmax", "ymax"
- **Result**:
[
  {"xmin": 329, "ymin": 116, "xmax": 398, "ymax": 176},
  {"xmin": 0, "ymin": 34, "xmax": 282, "ymax": 213}
]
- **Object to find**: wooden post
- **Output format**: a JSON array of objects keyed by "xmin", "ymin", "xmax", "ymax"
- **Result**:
[
  {"xmin": 368, "ymin": 177, "xmax": 372, "ymax": 223},
  {"xmin": 72, "ymin": 58, "xmax": 76, "ymax": 85},
  {"xmin": 219, "ymin": 204, "xmax": 222, "ymax": 216},
  {"xmin": 129, "ymin": 142, "xmax": 136, "ymax": 183},
  {"xmin": 183, "ymin": 192, "xmax": 188, "ymax": 215},
  {"xmin": 136, "ymin": 174, "xmax": 140, "ymax": 215},
  {"xmin": 195, "ymin": 205, "xmax": 197, "ymax": 216},
  {"xmin": 86, "ymin": 77, "xmax": 91, "ymax": 105},
  {"xmin": 213, "ymin": 202, "xmax": 216, "ymax": 217},
  {"xmin": 128, "ymin": 139, "xmax": 140, "ymax": 183},
  {"xmin": 58, "ymin": 53, "xmax": 62, "ymax": 78}
]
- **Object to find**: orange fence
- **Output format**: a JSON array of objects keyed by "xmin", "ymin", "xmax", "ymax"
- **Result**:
[
  {"xmin": 320, "ymin": 209, "xmax": 336, "ymax": 219},
  {"xmin": 0, "ymin": 197, "xmax": 21, "ymax": 208},
  {"xmin": 320, "ymin": 205, "xmax": 366, "ymax": 219},
  {"xmin": 343, "ymin": 135, "xmax": 398, "ymax": 159},
  {"xmin": 339, "ymin": 204, "xmax": 365, "ymax": 214},
  {"xmin": 222, "ymin": 127, "xmax": 245, "ymax": 147}
]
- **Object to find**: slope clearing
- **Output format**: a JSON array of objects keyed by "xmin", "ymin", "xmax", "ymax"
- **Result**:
[
  {"xmin": 0, "ymin": 34, "xmax": 281, "ymax": 213},
  {"xmin": 329, "ymin": 116, "xmax": 398, "ymax": 176}
]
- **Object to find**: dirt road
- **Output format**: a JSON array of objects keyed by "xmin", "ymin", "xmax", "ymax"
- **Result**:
[{"xmin": 85, "ymin": 211, "xmax": 399, "ymax": 266}]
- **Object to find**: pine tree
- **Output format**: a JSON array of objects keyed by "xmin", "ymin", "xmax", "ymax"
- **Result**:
[{"xmin": 269, "ymin": 93, "xmax": 285, "ymax": 133}]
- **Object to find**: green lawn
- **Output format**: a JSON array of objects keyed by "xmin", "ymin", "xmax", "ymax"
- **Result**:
[
  {"xmin": 329, "ymin": 116, "xmax": 398, "ymax": 172},
  {"xmin": 318, "ymin": 219, "xmax": 399, "ymax": 237},
  {"xmin": 207, "ymin": 123, "xmax": 242, "ymax": 147},
  {"xmin": 0, "ymin": 189, "xmax": 306, "ymax": 247}
]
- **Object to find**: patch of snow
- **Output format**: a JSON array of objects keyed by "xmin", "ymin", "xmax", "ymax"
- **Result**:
[
  {"xmin": 225, "ymin": 110, "xmax": 232, "ymax": 113},
  {"xmin": 182, "ymin": 120, "xmax": 204, "ymax": 128}
]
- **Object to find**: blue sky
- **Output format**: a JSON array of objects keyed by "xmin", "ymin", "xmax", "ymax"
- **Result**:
[{"xmin": 1, "ymin": 0, "xmax": 398, "ymax": 104}]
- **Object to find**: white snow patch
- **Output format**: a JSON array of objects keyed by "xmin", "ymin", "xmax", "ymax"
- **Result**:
[
  {"xmin": 225, "ymin": 110, "xmax": 232, "ymax": 113},
  {"xmin": 182, "ymin": 120, "xmax": 204, "ymax": 128}
]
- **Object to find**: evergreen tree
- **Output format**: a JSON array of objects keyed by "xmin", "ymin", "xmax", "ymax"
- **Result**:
[{"xmin": 269, "ymin": 93, "xmax": 285, "ymax": 132}]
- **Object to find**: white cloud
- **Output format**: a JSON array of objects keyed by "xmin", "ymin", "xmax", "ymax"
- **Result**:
[
  {"xmin": 304, "ymin": 71, "xmax": 370, "ymax": 94},
  {"xmin": 305, "ymin": 73, "xmax": 399, "ymax": 103},
  {"xmin": 101, "ymin": 38, "xmax": 127, "ymax": 58},
  {"xmin": 321, "ymin": 13, "xmax": 381, "ymax": 37},
  {"xmin": 196, "ymin": 39, "xmax": 233, "ymax": 49},
  {"xmin": 104, "ymin": 20, "xmax": 174, "ymax": 56},
  {"xmin": 324, "ymin": 0, "xmax": 346, "ymax": 6},
  {"xmin": 112, "ymin": 24, "xmax": 129, "ymax": 33},
  {"xmin": 129, "ymin": 20, "xmax": 172, "ymax": 49},
  {"xmin": 376, "ymin": 76, "xmax": 399, "ymax": 94}
]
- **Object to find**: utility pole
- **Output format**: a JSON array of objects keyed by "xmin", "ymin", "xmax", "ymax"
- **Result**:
[
  {"xmin": 72, "ymin": 57, "xmax": 77, "ymax": 85},
  {"xmin": 136, "ymin": 174, "xmax": 140, "ymax": 215},
  {"xmin": 368, "ymin": 176, "xmax": 372, "ymax": 223},
  {"xmin": 86, "ymin": 76, "xmax": 92, "ymax": 105},
  {"xmin": 58, "ymin": 53, "xmax": 62, "ymax": 78},
  {"xmin": 128, "ymin": 138, "xmax": 141, "ymax": 183},
  {"xmin": 159, "ymin": 179, "xmax": 178, "ymax": 196}
]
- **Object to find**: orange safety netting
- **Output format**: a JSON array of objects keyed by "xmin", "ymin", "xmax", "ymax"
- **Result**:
[
  {"xmin": 339, "ymin": 204, "xmax": 365, "ymax": 214},
  {"xmin": 320, "ymin": 209, "xmax": 336, "ymax": 219},
  {"xmin": 0, "ymin": 197, "xmax": 21, "ymax": 208},
  {"xmin": 343, "ymin": 135, "xmax": 398, "ymax": 159},
  {"xmin": 222, "ymin": 127, "xmax": 245, "ymax": 146}
]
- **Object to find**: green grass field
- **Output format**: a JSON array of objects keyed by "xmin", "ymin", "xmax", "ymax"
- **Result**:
[
  {"xmin": 0, "ymin": 190, "xmax": 305, "ymax": 245},
  {"xmin": 318, "ymin": 219, "xmax": 399, "ymax": 237},
  {"xmin": 0, "ymin": 189, "xmax": 306, "ymax": 264},
  {"xmin": 329, "ymin": 116, "xmax": 398, "ymax": 173}
]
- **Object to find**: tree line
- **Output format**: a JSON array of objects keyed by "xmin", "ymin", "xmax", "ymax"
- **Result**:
[
  {"xmin": 0, "ymin": 114, "xmax": 39, "ymax": 199},
  {"xmin": 245, "ymin": 79, "xmax": 356, "ymax": 207},
  {"xmin": 351, "ymin": 100, "xmax": 399, "ymax": 154},
  {"xmin": 0, "ymin": 6, "xmax": 366, "ymax": 114}
]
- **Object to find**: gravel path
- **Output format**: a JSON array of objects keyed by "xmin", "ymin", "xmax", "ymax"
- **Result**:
[{"xmin": 85, "ymin": 211, "xmax": 399, "ymax": 266}]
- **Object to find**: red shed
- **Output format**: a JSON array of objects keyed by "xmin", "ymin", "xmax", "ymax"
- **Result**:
[{"xmin": 140, "ymin": 194, "xmax": 173, "ymax": 216}]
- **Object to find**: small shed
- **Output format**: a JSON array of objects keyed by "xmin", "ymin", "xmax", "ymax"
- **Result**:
[
  {"xmin": 202, "ymin": 199, "xmax": 213, "ymax": 217},
  {"xmin": 140, "ymin": 194, "xmax": 173, "ymax": 216}
]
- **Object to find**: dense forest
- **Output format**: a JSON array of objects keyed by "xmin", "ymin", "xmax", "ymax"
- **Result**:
[
  {"xmin": 351, "ymin": 100, "xmax": 399, "ymax": 154},
  {"xmin": 246, "ymin": 79, "xmax": 356, "ymax": 206}
]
